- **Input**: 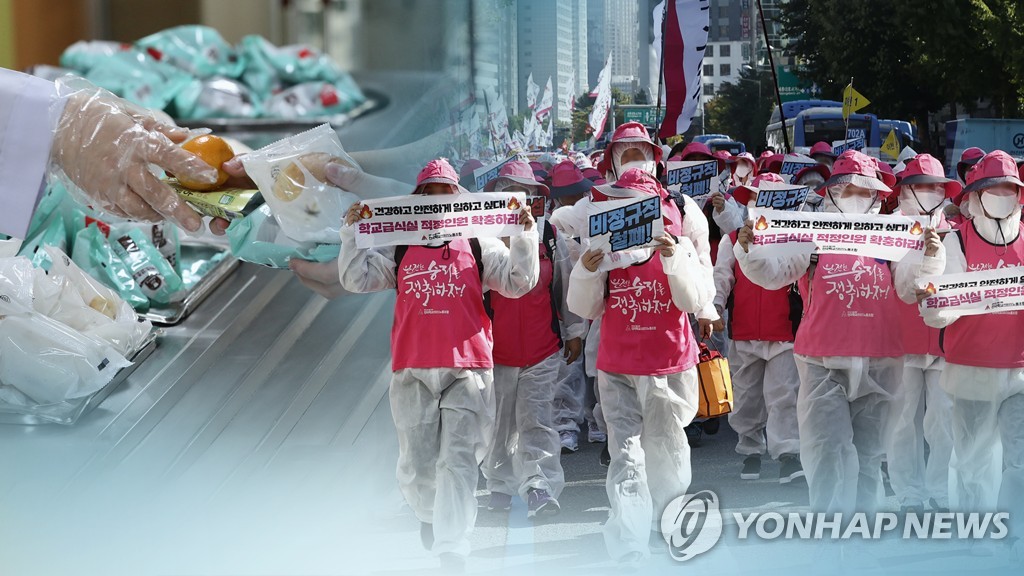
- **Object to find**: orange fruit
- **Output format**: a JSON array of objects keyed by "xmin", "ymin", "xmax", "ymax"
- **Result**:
[{"xmin": 177, "ymin": 135, "xmax": 233, "ymax": 191}]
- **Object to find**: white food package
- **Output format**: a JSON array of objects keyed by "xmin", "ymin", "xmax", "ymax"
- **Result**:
[{"xmin": 242, "ymin": 124, "xmax": 361, "ymax": 244}]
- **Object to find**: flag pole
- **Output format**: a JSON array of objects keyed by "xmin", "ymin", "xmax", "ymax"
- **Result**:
[
  {"xmin": 655, "ymin": 1, "xmax": 668, "ymax": 143},
  {"xmin": 756, "ymin": 0, "xmax": 790, "ymax": 153},
  {"xmin": 482, "ymin": 90, "xmax": 501, "ymax": 161},
  {"xmin": 844, "ymin": 77, "xmax": 853, "ymax": 140}
]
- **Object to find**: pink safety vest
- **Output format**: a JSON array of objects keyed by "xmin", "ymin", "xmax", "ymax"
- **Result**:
[
  {"xmin": 727, "ymin": 231, "xmax": 796, "ymax": 343},
  {"xmin": 794, "ymin": 254, "xmax": 903, "ymax": 358},
  {"xmin": 943, "ymin": 221, "xmax": 1024, "ymax": 369},
  {"xmin": 598, "ymin": 254, "xmax": 698, "ymax": 376},
  {"xmin": 491, "ymin": 240, "xmax": 560, "ymax": 367},
  {"xmin": 391, "ymin": 240, "xmax": 493, "ymax": 371}
]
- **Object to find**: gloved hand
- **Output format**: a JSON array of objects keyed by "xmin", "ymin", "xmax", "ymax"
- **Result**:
[{"xmin": 51, "ymin": 79, "xmax": 219, "ymax": 232}]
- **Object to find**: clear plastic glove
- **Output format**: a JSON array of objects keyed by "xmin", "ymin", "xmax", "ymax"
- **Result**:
[{"xmin": 50, "ymin": 78, "xmax": 219, "ymax": 232}]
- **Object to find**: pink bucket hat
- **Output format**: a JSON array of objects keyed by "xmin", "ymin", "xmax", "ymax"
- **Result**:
[
  {"xmin": 581, "ymin": 167, "xmax": 606, "ymax": 186},
  {"xmin": 896, "ymin": 154, "xmax": 962, "ymax": 199},
  {"xmin": 757, "ymin": 153, "xmax": 785, "ymax": 175},
  {"xmin": 731, "ymin": 173, "xmax": 786, "ymax": 206},
  {"xmin": 484, "ymin": 160, "xmax": 550, "ymax": 195},
  {"xmin": 596, "ymin": 122, "xmax": 663, "ymax": 174},
  {"xmin": 816, "ymin": 150, "xmax": 895, "ymax": 197},
  {"xmin": 727, "ymin": 152, "xmax": 756, "ymax": 168},
  {"xmin": 809, "ymin": 141, "xmax": 836, "ymax": 160},
  {"xmin": 960, "ymin": 150, "xmax": 1024, "ymax": 196},
  {"xmin": 670, "ymin": 141, "xmax": 727, "ymax": 174},
  {"xmin": 549, "ymin": 160, "xmax": 595, "ymax": 199},
  {"xmin": 415, "ymin": 159, "xmax": 466, "ymax": 194},
  {"xmin": 793, "ymin": 164, "xmax": 831, "ymax": 185},
  {"xmin": 956, "ymin": 147, "xmax": 986, "ymax": 182}
]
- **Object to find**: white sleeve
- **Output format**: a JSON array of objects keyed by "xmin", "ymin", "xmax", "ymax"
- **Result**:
[
  {"xmin": 679, "ymin": 194, "xmax": 713, "ymax": 271},
  {"xmin": 664, "ymin": 236, "xmax": 715, "ymax": 314},
  {"xmin": 713, "ymin": 198, "xmax": 746, "ymax": 236},
  {"xmin": 735, "ymin": 247, "xmax": 812, "ymax": 291},
  {"xmin": 712, "ymin": 235, "xmax": 738, "ymax": 314},
  {"xmin": 553, "ymin": 233, "xmax": 587, "ymax": 341},
  {"xmin": 567, "ymin": 258, "xmax": 608, "ymax": 321},
  {"xmin": 923, "ymin": 232, "xmax": 968, "ymax": 329},
  {"xmin": 892, "ymin": 244, "xmax": 946, "ymax": 305},
  {"xmin": 549, "ymin": 199, "xmax": 588, "ymax": 238},
  {"xmin": 337, "ymin": 224, "xmax": 398, "ymax": 293},
  {"xmin": 480, "ymin": 231, "xmax": 540, "ymax": 298},
  {"xmin": 0, "ymin": 69, "xmax": 67, "ymax": 238}
]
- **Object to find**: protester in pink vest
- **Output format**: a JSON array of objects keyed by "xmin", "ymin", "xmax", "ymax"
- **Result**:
[
  {"xmin": 479, "ymin": 161, "xmax": 586, "ymax": 519},
  {"xmin": 923, "ymin": 150, "xmax": 1024, "ymax": 558},
  {"xmin": 567, "ymin": 168, "xmax": 714, "ymax": 565},
  {"xmin": 551, "ymin": 124, "xmax": 714, "ymax": 466},
  {"xmin": 336, "ymin": 159, "xmax": 539, "ymax": 570},
  {"xmin": 713, "ymin": 173, "xmax": 806, "ymax": 484},
  {"xmin": 734, "ymin": 150, "xmax": 944, "ymax": 516},
  {"xmin": 885, "ymin": 154, "xmax": 960, "ymax": 515}
]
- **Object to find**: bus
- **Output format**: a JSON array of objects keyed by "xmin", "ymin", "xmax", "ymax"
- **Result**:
[
  {"xmin": 765, "ymin": 99, "xmax": 882, "ymax": 152},
  {"xmin": 878, "ymin": 119, "xmax": 920, "ymax": 152}
]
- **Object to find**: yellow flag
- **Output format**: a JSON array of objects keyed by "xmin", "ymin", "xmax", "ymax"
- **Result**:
[
  {"xmin": 842, "ymin": 84, "xmax": 870, "ymax": 119},
  {"xmin": 881, "ymin": 129, "xmax": 899, "ymax": 159}
]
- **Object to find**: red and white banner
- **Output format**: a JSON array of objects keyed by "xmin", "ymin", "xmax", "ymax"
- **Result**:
[
  {"xmin": 353, "ymin": 193, "xmax": 526, "ymax": 248},
  {"xmin": 746, "ymin": 209, "xmax": 929, "ymax": 262},
  {"xmin": 656, "ymin": 0, "xmax": 710, "ymax": 138},
  {"xmin": 919, "ymin": 266, "xmax": 1024, "ymax": 321},
  {"xmin": 588, "ymin": 55, "xmax": 613, "ymax": 140}
]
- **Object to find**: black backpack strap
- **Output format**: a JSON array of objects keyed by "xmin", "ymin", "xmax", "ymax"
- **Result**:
[
  {"xmin": 393, "ymin": 244, "xmax": 409, "ymax": 279},
  {"xmin": 542, "ymin": 220, "xmax": 557, "ymax": 258},
  {"xmin": 542, "ymin": 222, "xmax": 564, "ymax": 347},
  {"xmin": 469, "ymin": 238, "xmax": 494, "ymax": 319}
]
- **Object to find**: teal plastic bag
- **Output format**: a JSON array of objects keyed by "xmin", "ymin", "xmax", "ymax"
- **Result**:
[
  {"xmin": 59, "ymin": 40, "xmax": 131, "ymax": 73},
  {"xmin": 108, "ymin": 227, "xmax": 184, "ymax": 305},
  {"xmin": 238, "ymin": 35, "xmax": 343, "ymax": 89},
  {"xmin": 136, "ymin": 25, "xmax": 245, "ymax": 79},
  {"xmin": 72, "ymin": 225, "xmax": 150, "ymax": 312},
  {"xmin": 17, "ymin": 216, "xmax": 66, "ymax": 271},
  {"xmin": 25, "ymin": 183, "xmax": 69, "ymax": 241},
  {"xmin": 83, "ymin": 49, "xmax": 197, "ymax": 111},
  {"xmin": 226, "ymin": 204, "xmax": 340, "ymax": 268}
]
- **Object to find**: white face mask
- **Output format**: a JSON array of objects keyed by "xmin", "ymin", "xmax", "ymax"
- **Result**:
[
  {"xmin": 734, "ymin": 163, "xmax": 752, "ymax": 178},
  {"xmin": 619, "ymin": 159, "xmax": 656, "ymax": 176},
  {"xmin": 901, "ymin": 189, "xmax": 945, "ymax": 216},
  {"xmin": 828, "ymin": 191, "xmax": 879, "ymax": 214},
  {"xmin": 980, "ymin": 192, "xmax": 1019, "ymax": 220}
]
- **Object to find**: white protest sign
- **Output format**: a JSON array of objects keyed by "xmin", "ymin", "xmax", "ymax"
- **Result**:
[
  {"xmin": 919, "ymin": 266, "xmax": 1024, "ymax": 321},
  {"xmin": 665, "ymin": 160, "xmax": 720, "ymax": 208},
  {"xmin": 586, "ymin": 196, "xmax": 665, "ymax": 271},
  {"xmin": 753, "ymin": 181, "xmax": 812, "ymax": 212},
  {"xmin": 747, "ymin": 208, "xmax": 928, "ymax": 262},
  {"xmin": 353, "ymin": 192, "xmax": 526, "ymax": 248}
]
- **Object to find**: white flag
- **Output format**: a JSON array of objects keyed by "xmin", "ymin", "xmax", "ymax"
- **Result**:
[
  {"xmin": 588, "ymin": 54, "xmax": 613, "ymax": 140},
  {"xmin": 536, "ymin": 77, "xmax": 553, "ymax": 123},
  {"xmin": 526, "ymin": 73, "xmax": 540, "ymax": 111},
  {"xmin": 564, "ymin": 70, "xmax": 577, "ymax": 113}
]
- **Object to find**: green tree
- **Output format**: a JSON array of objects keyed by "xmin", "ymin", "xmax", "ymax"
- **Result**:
[
  {"xmin": 778, "ymin": 0, "xmax": 1024, "ymax": 149},
  {"xmin": 704, "ymin": 68, "xmax": 775, "ymax": 151}
]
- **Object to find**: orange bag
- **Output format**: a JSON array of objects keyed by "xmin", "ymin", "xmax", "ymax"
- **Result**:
[{"xmin": 696, "ymin": 341, "xmax": 733, "ymax": 418}]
